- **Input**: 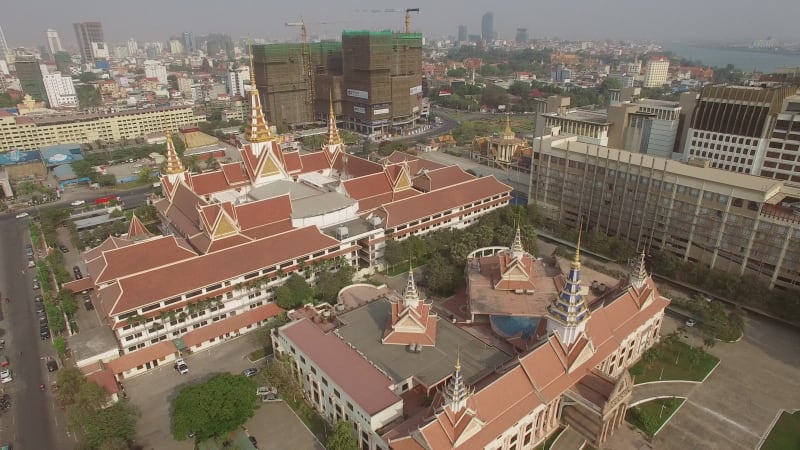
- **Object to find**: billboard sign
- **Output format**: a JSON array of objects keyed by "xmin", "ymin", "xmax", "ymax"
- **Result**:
[
  {"xmin": 346, "ymin": 89, "xmax": 369, "ymax": 100},
  {"xmin": 409, "ymin": 85, "xmax": 422, "ymax": 95}
]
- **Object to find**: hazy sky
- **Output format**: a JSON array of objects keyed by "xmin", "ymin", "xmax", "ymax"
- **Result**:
[{"xmin": 2, "ymin": 0, "xmax": 798, "ymax": 48}]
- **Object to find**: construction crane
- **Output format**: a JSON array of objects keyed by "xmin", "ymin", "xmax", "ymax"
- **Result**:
[
  {"xmin": 285, "ymin": 20, "xmax": 315, "ymax": 123},
  {"xmin": 365, "ymin": 8, "xmax": 420, "ymax": 33}
]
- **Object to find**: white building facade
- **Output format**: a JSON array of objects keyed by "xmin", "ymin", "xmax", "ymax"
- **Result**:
[
  {"xmin": 43, "ymin": 72, "xmax": 77, "ymax": 108},
  {"xmin": 144, "ymin": 60, "xmax": 168, "ymax": 84},
  {"xmin": 643, "ymin": 57, "xmax": 669, "ymax": 88}
]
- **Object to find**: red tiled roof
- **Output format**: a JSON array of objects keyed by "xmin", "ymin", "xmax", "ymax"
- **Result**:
[
  {"xmin": 106, "ymin": 340, "xmax": 177, "ymax": 375},
  {"xmin": 283, "ymin": 151, "xmax": 302, "ymax": 173},
  {"xmin": 281, "ymin": 319, "xmax": 402, "ymax": 415},
  {"xmin": 107, "ymin": 226, "xmax": 340, "ymax": 315},
  {"xmin": 190, "ymin": 171, "xmax": 231, "ymax": 196},
  {"xmin": 342, "ymin": 172, "xmax": 392, "ymax": 200},
  {"xmin": 412, "ymin": 166, "xmax": 475, "ymax": 192},
  {"xmin": 182, "ymin": 303, "xmax": 283, "ymax": 347},
  {"xmin": 334, "ymin": 153, "xmax": 383, "ymax": 177},
  {"xmin": 234, "ymin": 195, "xmax": 292, "ymax": 231},
  {"xmin": 220, "ymin": 163, "xmax": 249, "ymax": 185},
  {"xmin": 383, "ymin": 151, "xmax": 447, "ymax": 173},
  {"xmin": 84, "ymin": 237, "xmax": 133, "ymax": 263},
  {"xmin": 241, "ymin": 219, "xmax": 295, "ymax": 240},
  {"xmin": 63, "ymin": 277, "xmax": 94, "ymax": 293},
  {"xmin": 92, "ymin": 236, "xmax": 197, "ymax": 284},
  {"xmin": 127, "ymin": 215, "xmax": 151, "ymax": 240},
  {"xmin": 299, "ymin": 151, "xmax": 330, "ymax": 173},
  {"xmin": 86, "ymin": 367, "xmax": 119, "ymax": 395},
  {"xmin": 379, "ymin": 176, "xmax": 512, "ymax": 228}
]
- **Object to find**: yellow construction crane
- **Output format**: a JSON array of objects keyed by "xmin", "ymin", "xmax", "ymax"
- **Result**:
[{"xmin": 366, "ymin": 8, "xmax": 420, "ymax": 33}]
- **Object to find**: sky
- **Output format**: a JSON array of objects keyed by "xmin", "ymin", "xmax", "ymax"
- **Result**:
[{"xmin": 2, "ymin": 0, "xmax": 799, "ymax": 48}]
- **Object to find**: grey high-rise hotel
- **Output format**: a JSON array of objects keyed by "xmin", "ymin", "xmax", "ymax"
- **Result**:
[
  {"xmin": 481, "ymin": 12, "xmax": 494, "ymax": 42},
  {"xmin": 73, "ymin": 21, "xmax": 104, "ymax": 64}
]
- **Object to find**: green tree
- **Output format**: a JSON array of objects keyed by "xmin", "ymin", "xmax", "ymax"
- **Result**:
[
  {"xmin": 424, "ymin": 253, "xmax": 460, "ymax": 296},
  {"xmin": 446, "ymin": 68, "xmax": 467, "ymax": 78},
  {"xmin": 315, "ymin": 265, "xmax": 355, "ymax": 304},
  {"xmin": 508, "ymin": 81, "xmax": 531, "ymax": 97},
  {"xmin": 171, "ymin": 373, "xmax": 259, "ymax": 441},
  {"xmin": 56, "ymin": 367, "xmax": 87, "ymax": 407},
  {"xmin": 383, "ymin": 240, "xmax": 407, "ymax": 269},
  {"xmin": 137, "ymin": 166, "xmax": 155, "ymax": 183},
  {"xmin": 326, "ymin": 420, "xmax": 358, "ymax": 450},
  {"xmin": 81, "ymin": 401, "xmax": 139, "ymax": 449},
  {"xmin": 53, "ymin": 336, "xmax": 68, "ymax": 358},
  {"xmin": 275, "ymin": 274, "xmax": 314, "ymax": 309}
]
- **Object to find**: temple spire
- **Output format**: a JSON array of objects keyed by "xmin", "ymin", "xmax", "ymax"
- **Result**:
[
  {"xmin": 503, "ymin": 114, "xmax": 514, "ymax": 139},
  {"xmin": 326, "ymin": 90, "xmax": 342, "ymax": 146},
  {"xmin": 164, "ymin": 129, "xmax": 185, "ymax": 180},
  {"xmin": 443, "ymin": 352, "xmax": 470, "ymax": 413},
  {"xmin": 630, "ymin": 250, "xmax": 648, "ymax": 290},
  {"xmin": 403, "ymin": 265, "xmax": 420, "ymax": 309},
  {"xmin": 546, "ymin": 224, "xmax": 590, "ymax": 346},
  {"xmin": 244, "ymin": 43, "xmax": 274, "ymax": 143},
  {"xmin": 510, "ymin": 224, "xmax": 525, "ymax": 260}
]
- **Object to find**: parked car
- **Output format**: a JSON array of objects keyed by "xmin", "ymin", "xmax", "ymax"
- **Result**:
[
  {"xmin": 35, "ymin": 303, "xmax": 45, "ymax": 313},
  {"xmin": 83, "ymin": 297, "xmax": 94, "ymax": 311},
  {"xmin": 242, "ymin": 368, "xmax": 259, "ymax": 377},
  {"xmin": 70, "ymin": 200, "xmax": 85, "ymax": 207},
  {"xmin": 59, "ymin": 244, "xmax": 69, "ymax": 253},
  {"xmin": 25, "ymin": 244, "xmax": 34, "ymax": 257},
  {"xmin": 46, "ymin": 359, "xmax": 58, "ymax": 372},
  {"xmin": 0, "ymin": 369, "xmax": 12, "ymax": 384},
  {"xmin": 34, "ymin": 295, "xmax": 43, "ymax": 303},
  {"xmin": 174, "ymin": 358, "xmax": 189, "ymax": 374},
  {"xmin": 15, "ymin": 212, "xmax": 29, "ymax": 219},
  {"xmin": 32, "ymin": 280, "xmax": 40, "ymax": 290},
  {"xmin": 27, "ymin": 258, "xmax": 35, "ymax": 268},
  {"xmin": 40, "ymin": 327, "xmax": 50, "ymax": 340},
  {"xmin": 685, "ymin": 318, "xmax": 697, "ymax": 327},
  {"xmin": 73, "ymin": 266, "xmax": 82, "ymax": 280}
]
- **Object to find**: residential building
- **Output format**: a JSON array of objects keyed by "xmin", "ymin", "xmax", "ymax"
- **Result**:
[
  {"xmin": 0, "ymin": 25, "xmax": 9, "ymax": 63},
  {"xmin": 608, "ymin": 72, "xmax": 635, "ymax": 88},
  {"xmin": 538, "ymin": 109, "xmax": 610, "ymax": 146},
  {"xmin": 45, "ymin": 29, "xmax": 62, "ymax": 58},
  {"xmin": 529, "ymin": 133, "xmax": 800, "ymax": 290},
  {"xmin": 90, "ymin": 42, "xmax": 109, "ymax": 61},
  {"xmin": 275, "ymin": 232, "xmax": 667, "ymax": 449},
  {"xmin": 0, "ymin": 106, "xmax": 197, "ymax": 151},
  {"xmin": 760, "ymin": 94, "xmax": 800, "ymax": 184},
  {"xmin": 182, "ymin": 32, "xmax": 195, "ymax": 54},
  {"xmin": 481, "ymin": 12, "xmax": 494, "ymax": 42},
  {"xmin": 126, "ymin": 38, "xmax": 138, "ymax": 57},
  {"xmin": 551, "ymin": 64, "xmax": 573, "ymax": 83},
  {"xmin": 516, "ymin": 28, "xmax": 528, "ymax": 44},
  {"xmin": 685, "ymin": 84, "xmax": 797, "ymax": 174},
  {"xmin": 14, "ymin": 56, "xmax": 48, "ymax": 105},
  {"xmin": 607, "ymin": 98, "xmax": 682, "ymax": 159},
  {"xmin": 143, "ymin": 60, "xmax": 167, "ymax": 84},
  {"xmin": 643, "ymin": 57, "xmax": 669, "ymax": 88},
  {"xmin": 60, "ymin": 78, "xmax": 512, "ymax": 380},
  {"xmin": 73, "ymin": 21, "xmax": 104, "ymax": 64},
  {"xmin": 42, "ymin": 72, "xmax": 77, "ymax": 108},
  {"xmin": 457, "ymin": 25, "xmax": 467, "ymax": 43},
  {"xmin": 227, "ymin": 66, "xmax": 249, "ymax": 97}
]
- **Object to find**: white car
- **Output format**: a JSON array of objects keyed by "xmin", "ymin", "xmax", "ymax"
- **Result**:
[
  {"xmin": 174, "ymin": 358, "xmax": 189, "ymax": 374},
  {"xmin": 70, "ymin": 200, "xmax": 85, "ymax": 206},
  {"xmin": 685, "ymin": 318, "xmax": 697, "ymax": 327},
  {"xmin": 15, "ymin": 212, "xmax": 29, "ymax": 219},
  {"xmin": 0, "ymin": 369, "xmax": 12, "ymax": 383}
]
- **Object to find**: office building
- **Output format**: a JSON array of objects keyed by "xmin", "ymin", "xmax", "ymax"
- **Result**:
[
  {"xmin": 91, "ymin": 42, "xmax": 109, "ymax": 61},
  {"xmin": 182, "ymin": 31, "xmax": 195, "ymax": 54},
  {"xmin": 143, "ymin": 60, "xmax": 167, "ymax": 84},
  {"xmin": 760, "ymin": 94, "xmax": 800, "ymax": 184},
  {"xmin": 685, "ymin": 84, "xmax": 796, "ymax": 174},
  {"xmin": 608, "ymin": 72, "xmax": 635, "ymax": 88},
  {"xmin": 457, "ymin": 25, "xmax": 467, "ymax": 42},
  {"xmin": 253, "ymin": 29, "xmax": 423, "ymax": 135},
  {"xmin": 42, "ymin": 72, "xmax": 77, "ymax": 108},
  {"xmin": 45, "ymin": 29, "xmax": 62, "ymax": 58},
  {"xmin": 73, "ymin": 21, "xmax": 105, "ymax": 64},
  {"xmin": 0, "ymin": 25, "xmax": 9, "ymax": 63},
  {"xmin": 275, "ymin": 237, "xmax": 667, "ymax": 449},
  {"xmin": 529, "ymin": 133, "xmax": 800, "ymax": 290},
  {"xmin": 0, "ymin": 106, "xmax": 197, "ymax": 150},
  {"xmin": 126, "ymin": 38, "xmax": 138, "ymax": 57},
  {"xmin": 15, "ymin": 56, "xmax": 48, "ymax": 105},
  {"xmin": 481, "ymin": 12, "xmax": 494, "ymax": 42},
  {"xmin": 169, "ymin": 39, "xmax": 184, "ymax": 55},
  {"xmin": 551, "ymin": 63, "xmax": 573, "ymax": 83},
  {"xmin": 607, "ymin": 98, "xmax": 682, "ymax": 159},
  {"xmin": 227, "ymin": 66, "xmax": 249, "ymax": 97},
  {"xmin": 643, "ymin": 57, "xmax": 669, "ymax": 88},
  {"xmin": 516, "ymin": 28, "xmax": 528, "ymax": 44}
]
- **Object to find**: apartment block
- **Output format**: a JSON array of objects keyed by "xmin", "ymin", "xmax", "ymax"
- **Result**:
[
  {"xmin": 0, "ymin": 106, "xmax": 197, "ymax": 151},
  {"xmin": 759, "ymin": 95, "xmax": 800, "ymax": 184},
  {"xmin": 643, "ymin": 57, "xmax": 669, "ymax": 88},
  {"xmin": 43, "ymin": 72, "xmax": 77, "ymax": 108},
  {"xmin": 529, "ymin": 135, "xmax": 800, "ymax": 290}
]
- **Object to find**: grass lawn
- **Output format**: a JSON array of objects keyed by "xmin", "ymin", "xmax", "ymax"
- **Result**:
[
  {"xmin": 283, "ymin": 395, "xmax": 330, "ymax": 442},
  {"xmin": 629, "ymin": 338, "xmax": 719, "ymax": 384},
  {"xmin": 385, "ymin": 258, "xmax": 427, "ymax": 277},
  {"xmin": 761, "ymin": 411, "xmax": 800, "ymax": 450},
  {"xmin": 248, "ymin": 347, "xmax": 271, "ymax": 362},
  {"xmin": 626, "ymin": 398, "xmax": 685, "ymax": 437}
]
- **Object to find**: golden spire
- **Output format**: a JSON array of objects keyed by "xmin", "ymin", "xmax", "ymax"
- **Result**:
[
  {"xmin": 164, "ymin": 129, "xmax": 185, "ymax": 175},
  {"xmin": 245, "ymin": 43, "xmax": 275, "ymax": 143},
  {"xmin": 326, "ymin": 90, "xmax": 342, "ymax": 146},
  {"xmin": 572, "ymin": 223, "xmax": 582, "ymax": 269},
  {"xmin": 455, "ymin": 350, "xmax": 461, "ymax": 372}
]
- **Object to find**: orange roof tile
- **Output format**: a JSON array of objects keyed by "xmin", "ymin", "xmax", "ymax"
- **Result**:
[
  {"xmin": 106, "ymin": 340, "xmax": 177, "ymax": 375},
  {"xmin": 413, "ymin": 166, "xmax": 476, "ymax": 192},
  {"xmin": 86, "ymin": 367, "xmax": 119, "ymax": 395},
  {"xmin": 343, "ymin": 172, "xmax": 393, "ymax": 199},
  {"xmin": 63, "ymin": 277, "xmax": 94, "ymax": 293},
  {"xmin": 220, "ymin": 163, "xmax": 249, "ymax": 185},
  {"xmin": 283, "ymin": 151, "xmax": 302, "ymax": 173},
  {"xmin": 92, "ymin": 236, "xmax": 197, "ymax": 284},
  {"xmin": 234, "ymin": 195, "xmax": 292, "ymax": 230},
  {"xmin": 189, "ymin": 171, "xmax": 232, "ymax": 196},
  {"xmin": 182, "ymin": 303, "xmax": 283, "ymax": 347},
  {"xmin": 299, "ymin": 151, "xmax": 330, "ymax": 173}
]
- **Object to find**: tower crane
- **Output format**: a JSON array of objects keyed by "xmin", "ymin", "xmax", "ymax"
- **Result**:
[{"xmin": 365, "ymin": 8, "xmax": 420, "ymax": 33}]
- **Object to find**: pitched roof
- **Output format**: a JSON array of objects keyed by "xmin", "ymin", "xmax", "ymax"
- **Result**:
[
  {"xmin": 342, "ymin": 172, "xmax": 393, "ymax": 199},
  {"xmin": 126, "ymin": 214, "xmax": 151, "ymax": 240},
  {"xmin": 382, "ymin": 151, "xmax": 447, "ymax": 173},
  {"xmin": 106, "ymin": 226, "xmax": 341, "ymax": 315},
  {"xmin": 90, "ymin": 235, "xmax": 197, "ymax": 285},
  {"xmin": 412, "ymin": 166, "xmax": 475, "ymax": 192},
  {"xmin": 182, "ymin": 303, "xmax": 283, "ymax": 347},
  {"xmin": 105, "ymin": 340, "xmax": 177, "ymax": 375},
  {"xmin": 281, "ymin": 319, "xmax": 402, "ymax": 415},
  {"xmin": 378, "ymin": 176, "xmax": 512, "ymax": 228},
  {"xmin": 234, "ymin": 195, "xmax": 292, "ymax": 231},
  {"xmin": 299, "ymin": 151, "xmax": 331, "ymax": 173}
]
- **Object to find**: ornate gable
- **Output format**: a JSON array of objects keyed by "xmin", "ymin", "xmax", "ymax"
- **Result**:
[{"xmin": 212, "ymin": 211, "xmax": 239, "ymax": 239}]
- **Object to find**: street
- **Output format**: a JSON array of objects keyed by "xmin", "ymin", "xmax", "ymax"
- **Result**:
[{"xmin": 0, "ymin": 214, "xmax": 68, "ymax": 449}]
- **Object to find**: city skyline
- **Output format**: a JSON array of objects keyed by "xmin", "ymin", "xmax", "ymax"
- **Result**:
[{"xmin": 1, "ymin": 0, "xmax": 798, "ymax": 48}]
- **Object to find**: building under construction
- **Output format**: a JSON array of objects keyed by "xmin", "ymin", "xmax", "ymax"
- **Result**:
[{"xmin": 251, "ymin": 29, "xmax": 423, "ymax": 135}]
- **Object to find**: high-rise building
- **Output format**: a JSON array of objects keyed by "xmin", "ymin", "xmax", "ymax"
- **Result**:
[
  {"xmin": 758, "ymin": 94, "xmax": 800, "ymax": 184},
  {"xmin": 0, "ymin": 25, "xmax": 10, "ymax": 63},
  {"xmin": 73, "ymin": 21, "xmax": 104, "ymax": 64},
  {"xmin": 685, "ymin": 84, "xmax": 796, "ymax": 174},
  {"xmin": 182, "ymin": 31, "xmax": 194, "ymax": 54},
  {"xmin": 516, "ymin": 28, "xmax": 528, "ymax": 44},
  {"xmin": 43, "ymin": 72, "xmax": 77, "ymax": 108},
  {"xmin": 126, "ymin": 38, "xmax": 138, "ymax": 57},
  {"xmin": 481, "ymin": 12, "xmax": 494, "ymax": 42},
  {"xmin": 15, "ymin": 56, "xmax": 48, "ymax": 105},
  {"xmin": 169, "ymin": 39, "xmax": 184, "ymax": 55},
  {"xmin": 457, "ymin": 25, "xmax": 467, "ymax": 42},
  {"xmin": 143, "ymin": 60, "xmax": 168, "ymax": 84},
  {"xmin": 643, "ymin": 56, "xmax": 670, "ymax": 88},
  {"xmin": 227, "ymin": 66, "xmax": 250, "ymax": 97},
  {"xmin": 45, "ymin": 29, "xmax": 62, "ymax": 58},
  {"xmin": 53, "ymin": 51, "xmax": 71, "ymax": 73}
]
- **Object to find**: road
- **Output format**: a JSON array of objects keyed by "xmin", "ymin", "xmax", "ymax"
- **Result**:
[{"xmin": 0, "ymin": 215, "xmax": 67, "ymax": 448}]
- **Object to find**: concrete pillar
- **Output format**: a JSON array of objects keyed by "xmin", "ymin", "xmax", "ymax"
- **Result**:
[{"xmin": 770, "ymin": 226, "xmax": 793, "ymax": 289}]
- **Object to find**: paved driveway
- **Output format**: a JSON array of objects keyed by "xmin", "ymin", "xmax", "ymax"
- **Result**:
[
  {"xmin": 249, "ymin": 402, "xmax": 324, "ymax": 450},
  {"xmin": 124, "ymin": 332, "xmax": 264, "ymax": 450},
  {"xmin": 653, "ymin": 314, "xmax": 800, "ymax": 450}
]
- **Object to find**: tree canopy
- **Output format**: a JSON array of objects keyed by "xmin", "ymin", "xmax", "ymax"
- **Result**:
[
  {"xmin": 171, "ymin": 373, "xmax": 259, "ymax": 441},
  {"xmin": 326, "ymin": 421, "xmax": 359, "ymax": 450}
]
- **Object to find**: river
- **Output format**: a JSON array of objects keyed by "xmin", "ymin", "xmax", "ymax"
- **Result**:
[{"xmin": 662, "ymin": 43, "xmax": 800, "ymax": 73}]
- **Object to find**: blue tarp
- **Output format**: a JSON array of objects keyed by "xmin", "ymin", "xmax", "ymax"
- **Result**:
[
  {"xmin": 0, "ymin": 149, "xmax": 41, "ymax": 166},
  {"xmin": 39, "ymin": 143, "xmax": 84, "ymax": 167}
]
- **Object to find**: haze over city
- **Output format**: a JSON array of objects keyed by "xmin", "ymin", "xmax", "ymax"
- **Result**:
[{"xmin": 3, "ymin": 0, "xmax": 800, "ymax": 45}]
